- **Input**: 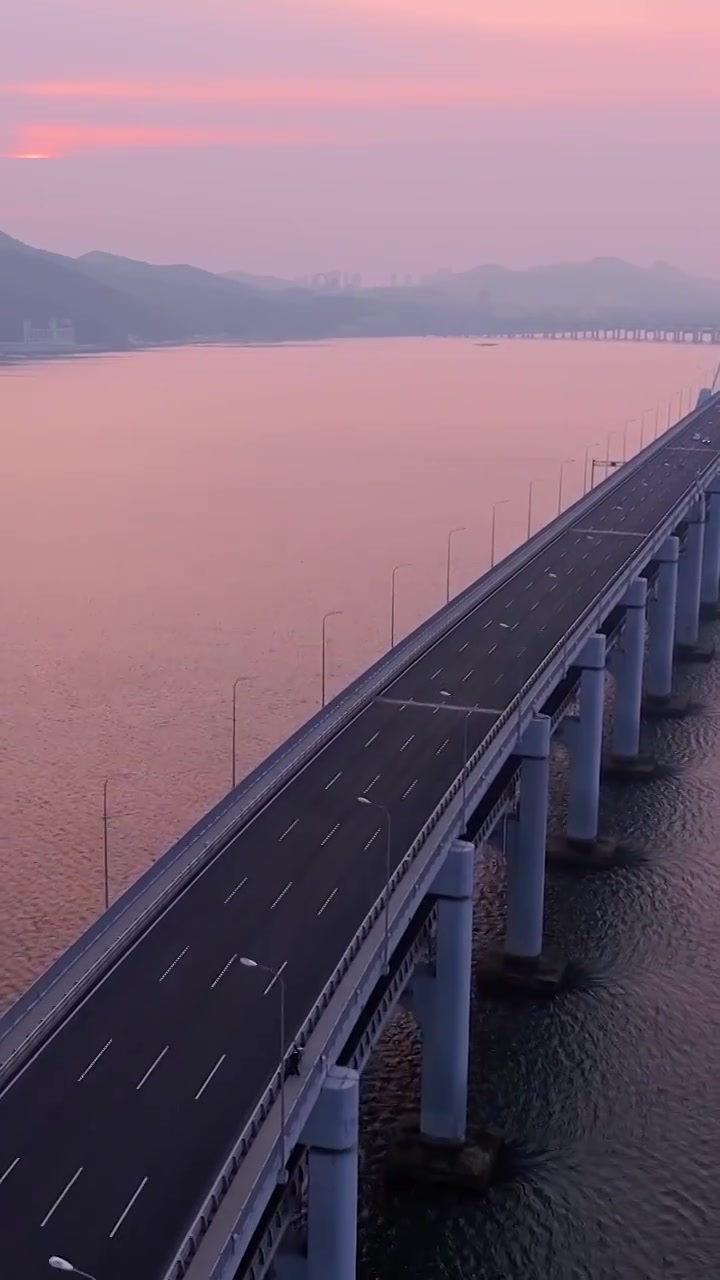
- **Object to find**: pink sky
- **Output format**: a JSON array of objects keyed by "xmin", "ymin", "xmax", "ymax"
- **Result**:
[{"xmin": 1, "ymin": 0, "xmax": 719, "ymax": 277}]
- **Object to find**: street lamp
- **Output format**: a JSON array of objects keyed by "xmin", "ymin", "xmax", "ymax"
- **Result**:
[
  {"xmin": 439, "ymin": 691, "xmax": 476, "ymax": 833},
  {"xmin": 231, "ymin": 676, "xmax": 250, "ymax": 790},
  {"xmin": 321, "ymin": 610, "xmax": 343, "ymax": 708},
  {"xmin": 527, "ymin": 477, "xmax": 546, "ymax": 540},
  {"xmin": 490, "ymin": 499, "xmax": 509, "ymax": 567},
  {"xmin": 357, "ymin": 796, "xmax": 392, "ymax": 973},
  {"xmin": 622, "ymin": 419, "xmax": 635, "ymax": 462},
  {"xmin": 239, "ymin": 956, "xmax": 288, "ymax": 1184},
  {"xmin": 445, "ymin": 527, "xmax": 466, "ymax": 604},
  {"xmin": 583, "ymin": 443, "xmax": 600, "ymax": 494},
  {"xmin": 102, "ymin": 778, "xmax": 110, "ymax": 911},
  {"xmin": 390, "ymin": 563, "xmax": 411, "ymax": 649},
  {"xmin": 557, "ymin": 458, "xmax": 575, "ymax": 515},
  {"xmin": 49, "ymin": 1260, "xmax": 96, "ymax": 1280}
]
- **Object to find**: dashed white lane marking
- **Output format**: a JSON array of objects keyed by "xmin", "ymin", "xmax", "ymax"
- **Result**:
[
  {"xmin": 136, "ymin": 1045, "xmax": 169, "ymax": 1091},
  {"xmin": 279, "ymin": 819, "xmax": 299, "ymax": 842},
  {"xmin": 363, "ymin": 828, "xmax": 381, "ymax": 852},
  {"xmin": 325, "ymin": 771, "xmax": 342, "ymax": 790},
  {"xmin": 211, "ymin": 953, "xmax": 238, "ymax": 988},
  {"xmin": 0, "ymin": 1157, "xmax": 19, "ymax": 1187},
  {"xmin": 494, "ymin": 675, "xmax": 502, "ymax": 685},
  {"xmin": 321, "ymin": 823, "xmax": 340, "ymax": 847},
  {"xmin": 160, "ymin": 946, "xmax": 189, "ymax": 982},
  {"xmin": 41, "ymin": 1166, "xmax": 83, "ymax": 1227},
  {"xmin": 430, "ymin": 668, "xmax": 443, "ymax": 680},
  {"xmin": 483, "ymin": 620, "xmax": 492, "ymax": 629},
  {"xmin": 195, "ymin": 1054, "xmax": 227, "ymax": 1101},
  {"xmin": 364, "ymin": 773, "xmax": 380, "ymax": 793},
  {"xmin": 461, "ymin": 670, "xmax": 473, "ymax": 683},
  {"xmin": 435, "ymin": 738, "xmax": 450, "ymax": 756},
  {"xmin": 488, "ymin": 643, "xmax": 498, "ymax": 655},
  {"xmin": 402, "ymin": 779, "xmax": 418, "ymax": 800},
  {"xmin": 109, "ymin": 1176, "xmax": 149, "ymax": 1239},
  {"xmin": 505, "ymin": 600, "xmax": 512, "ymax": 609},
  {"xmin": 459, "ymin": 641, "xmax": 469, "ymax": 653},
  {"xmin": 531, "ymin": 600, "xmax": 539, "ymax": 610},
  {"xmin": 263, "ymin": 960, "xmax": 288, "ymax": 995},
  {"xmin": 224, "ymin": 877, "xmax": 248, "ymax": 904},
  {"xmin": 78, "ymin": 1038, "xmax": 112, "ymax": 1083},
  {"xmin": 271, "ymin": 881, "xmax": 293, "ymax": 909},
  {"xmin": 364, "ymin": 732, "xmax": 380, "ymax": 747},
  {"xmin": 317, "ymin": 888, "xmax": 338, "ymax": 916},
  {"xmin": 400, "ymin": 735, "xmax": 414, "ymax": 752}
]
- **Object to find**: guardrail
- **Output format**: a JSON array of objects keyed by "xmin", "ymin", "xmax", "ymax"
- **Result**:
[
  {"xmin": 165, "ymin": 425, "xmax": 720, "ymax": 1280},
  {"xmin": 5, "ymin": 388, "xmax": 710, "ymax": 1090}
]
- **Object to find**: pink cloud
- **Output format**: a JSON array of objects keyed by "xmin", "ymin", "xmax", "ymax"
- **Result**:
[{"xmin": 6, "ymin": 121, "xmax": 329, "ymax": 158}]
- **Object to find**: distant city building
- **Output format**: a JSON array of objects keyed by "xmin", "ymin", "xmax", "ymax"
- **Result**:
[{"xmin": 23, "ymin": 318, "xmax": 76, "ymax": 346}]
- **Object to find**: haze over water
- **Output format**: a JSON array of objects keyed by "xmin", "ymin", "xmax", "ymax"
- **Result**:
[{"xmin": 3, "ymin": 336, "xmax": 720, "ymax": 1277}]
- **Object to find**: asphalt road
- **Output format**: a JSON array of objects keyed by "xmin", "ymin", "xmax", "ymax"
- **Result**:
[{"xmin": 3, "ymin": 400, "xmax": 720, "ymax": 1280}]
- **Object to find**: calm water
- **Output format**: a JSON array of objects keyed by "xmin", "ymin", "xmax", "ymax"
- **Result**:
[{"xmin": 2, "ymin": 337, "xmax": 719, "ymax": 1278}]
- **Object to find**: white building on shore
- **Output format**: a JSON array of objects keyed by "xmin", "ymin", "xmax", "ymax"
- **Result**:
[{"xmin": 23, "ymin": 318, "xmax": 76, "ymax": 346}]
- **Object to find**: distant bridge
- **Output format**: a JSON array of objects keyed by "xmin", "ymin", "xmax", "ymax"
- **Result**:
[
  {"xmin": 3, "ymin": 388, "xmax": 720, "ymax": 1280},
  {"xmin": 480, "ymin": 327, "xmax": 720, "ymax": 344}
]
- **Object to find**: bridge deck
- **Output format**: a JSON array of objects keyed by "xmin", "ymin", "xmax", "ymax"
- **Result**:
[{"xmin": 3, "ymin": 404, "xmax": 720, "ymax": 1280}]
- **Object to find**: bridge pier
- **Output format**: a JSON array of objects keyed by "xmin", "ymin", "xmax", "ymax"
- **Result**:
[
  {"xmin": 547, "ymin": 634, "xmax": 616, "ymax": 866},
  {"xmin": 478, "ymin": 716, "xmax": 566, "ymax": 993},
  {"xmin": 675, "ymin": 497, "xmax": 714, "ymax": 661},
  {"xmin": 644, "ymin": 536, "xmax": 687, "ymax": 715},
  {"xmin": 389, "ymin": 840, "xmax": 502, "ymax": 1189},
  {"xmin": 275, "ymin": 1067, "xmax": 360, "ymax": 1280},
  {"xmin": 605, "ymin": 579, "xmax": 655, "ymax": 779},
  {"xmin": 701, "ymin": 484, "xmax": 720, "ymax": 616}
]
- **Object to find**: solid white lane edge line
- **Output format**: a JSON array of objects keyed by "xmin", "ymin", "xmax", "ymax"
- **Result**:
[
  {"xmin": 77, "ymin": 1038, "xmax": 113, "ymax": 1083},
  {"xmin": 159, "ymin": 946, "xmax": 189, "ymax": 983},
  {"xmin": 211, "ymin": 954, "xmax": 238, "ymax": 988},
  {"xmin": 324, "ymin": 771, "xmax": 342, "ymax": 790},
  {"xmin": 317, "ymin": 888, "xmax": 338, "ymax": 917},
  {"xmin": 278, "ymin": 818, "xmax": 299, "ymax": 842},
  {"xmin": 41, "ymin": 1166, "xmax": 83, "ymax": 1227},
  {"xmin": 195, "ymin": 1054, "xmax": 227, "ymax": 1101},
  {"xmin": 320, "ymin": 823, "xmax": 340, "ymax": 847},
  {"xmin": 263, "ymin": 960, "xmax": 288, "ymax": 996},
  {"xmin": 109, "ymin": 1175, "xmax": 149, "ymax": 1238},
  {"xmin": 224, "ymin": 877, "xmax": 248, "ymax": 904},
  {"xmin": 270, "ymin": 882, "xmax": 293, "ymax": 910},
  {"xmin": 0, "ymin": 1157, "xmax": 19, "ymax": 1187},
  {"xmin": 136, "ymin": 1045, "xmax": 169, "ymax": 1091}
]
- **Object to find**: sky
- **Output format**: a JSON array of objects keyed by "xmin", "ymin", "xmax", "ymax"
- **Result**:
[{"xmin": 1, "ymin": 0, "xmax": 720, "ymax": 278}]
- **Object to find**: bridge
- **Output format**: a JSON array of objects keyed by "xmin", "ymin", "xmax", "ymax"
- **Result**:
[{"xmin": 3, "ymin": 386, "xmax": 720, "ymax": 1280}]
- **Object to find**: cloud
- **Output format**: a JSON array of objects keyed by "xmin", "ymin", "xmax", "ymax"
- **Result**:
[{"xmin": 5, "ymin": 121, "xmax": 329, "ymax": 158}]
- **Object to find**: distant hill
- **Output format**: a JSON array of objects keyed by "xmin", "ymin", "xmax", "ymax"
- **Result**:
[{"xmin": 2, "ymin": 230, "xmax": 719, "ymax": 348}]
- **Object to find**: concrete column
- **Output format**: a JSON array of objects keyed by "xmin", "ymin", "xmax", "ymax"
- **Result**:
[
  {"xmin": 304, "ymin": 1066, "xmax": 359, "ymax": 1280},
  {"xmin": 611, "ymin": 578, "xmax": 647, "ymax": 760},
  {"xmin": 701, "ymin": 485, "xmax": 720, "ymax": 609},
  {"xmin": 566, "ymin": 634, "xmax": 606, "ymax": 844},
  {"xmin": 646, "ymin": 537, "xmax": 679, "ymax": 698},
  {"xmin": 505, "ymin": 716, "xmax": 551, "ymax": 961},
  {"xmin": 416, "ymin": 840, "xmax": 474, "ymax": 1143},
  {"xmin": 675, "ymin": 498, "xmax": 705, "ymax": 650}
]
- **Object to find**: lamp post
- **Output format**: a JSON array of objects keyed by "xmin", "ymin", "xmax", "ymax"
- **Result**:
[
  {"xmin": 557, "ymin": 458, "xmax": 575, "ymax": 515},
  {"xmin": 102, "ymin": 778, "xmax": 110, "ymax": 911},
  {"xmin": 622, "ymin": 419, "xmax": 635, "ymax": 462},
  {"xmin": 231, "ymin": 676, "xmax": 250, "ymax": 790},
  {"xmin": 490, "ymin": 499, "xmax": 509, "ymax": 567},
  {"xmin": 357, "ymin": 796, "xmax": 392, "ymax": 972},
  {"xmin": 445, "ymin": 527, "xmax": 465, "ymax": 604},
  {"xmin": 439, "ymin": 691, "xmax": 476, "ymax": 832},
  {"xmin": 239, "ymin": 957, "xmax": 288, "ymax": 1184},
  {"xmin": 49, "ymin": 1259, "xmax": 96, "ymax": 1280},
  {"xmin": 390, "ymin": 563, "xmax": 411, "ymax": 649},
  {"xmin": 583, "ymin": 443, "xmax": 600, "ymax": 494},
  {"xmin": 321, "ymin": 609, "xmax": 343, "ymax": 708},
  {"xmin": 527, "ymin": 477, "xmax": 545, "ymax": 540}
]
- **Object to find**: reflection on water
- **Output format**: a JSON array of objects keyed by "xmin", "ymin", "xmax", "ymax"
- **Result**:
[{"xmin": 2, "ymin": 337, "xmax": 719, "ymax": 1277}]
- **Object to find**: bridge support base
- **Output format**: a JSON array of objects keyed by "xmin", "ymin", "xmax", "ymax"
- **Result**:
[
  {"xmin": 478, "ymin": 717, "xmax": 567, "ymax": 994},
  {"xmin": 602, "ymin": 753, "xmax": 657, "ymax": 781},
  {"xmin": 546, "ymin": 833, "xmax": 619, "ymax": 870},
  {"xmin": 674, "ymin": 639, "xmax": 715, "ymax": 663},
  {"xmin": 387, "ymin": 1114, "xmax": 502, "ymax": 1193},
  {"xmin": 642, "ymin": 690, "xmax": 690, "ymax": 719}
]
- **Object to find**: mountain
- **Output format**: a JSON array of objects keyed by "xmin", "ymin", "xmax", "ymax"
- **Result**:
[{"xmin": 2, "ymin": 229, "xmax": 719, "ymax": 349}]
